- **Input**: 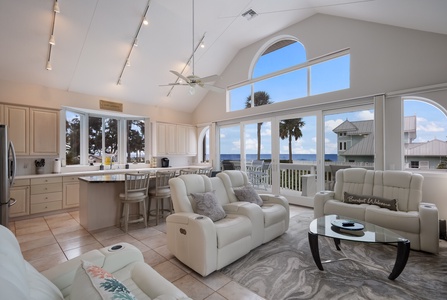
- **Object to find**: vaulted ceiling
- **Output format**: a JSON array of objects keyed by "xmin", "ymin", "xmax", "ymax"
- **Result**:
[{"xmin": 1, "ymin": 0, "xmax": 446, "ymax": 113}]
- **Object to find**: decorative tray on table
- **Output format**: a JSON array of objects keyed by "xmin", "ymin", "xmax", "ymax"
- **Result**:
[{"xmin": 331, "ymin": 219, "xmax": 364, "ymax": 231}]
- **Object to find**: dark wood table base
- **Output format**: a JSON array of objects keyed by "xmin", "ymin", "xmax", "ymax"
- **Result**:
[{"xmin": 308, "ymin": 231, "xmax": 410, "ymax": 280}]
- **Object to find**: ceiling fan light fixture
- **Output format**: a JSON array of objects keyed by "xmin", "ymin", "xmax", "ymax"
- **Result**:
[
  {"xmin": 189, "ymin": 86, "xmax": 196, "ymax": 95},
  {"xmin": 242, "ymin": 9, "xmax": 257, "ymax": 21}
]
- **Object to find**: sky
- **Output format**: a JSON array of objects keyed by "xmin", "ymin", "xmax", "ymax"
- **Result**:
[{"xmin": 220, "ymin": 41, "xmax": 447, "ymax": 157}]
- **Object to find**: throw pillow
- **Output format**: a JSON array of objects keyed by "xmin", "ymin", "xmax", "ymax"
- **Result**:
[
  {"xmin": 191, "ymin": 190, "xmax": 226, "ymax": 222},
  {"xmin": 70, "ymin": 260, "xmax": 137, "ymax": 300},
  {"xmin": 344, "ymin": 192, "xmax": 399, "ymax": 211},
  {"xmin": 233, "ymin": 185, "xmax": 263, "ymax": 206}
]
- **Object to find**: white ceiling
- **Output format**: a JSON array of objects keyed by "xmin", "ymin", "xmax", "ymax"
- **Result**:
[{"xmin": 1, "ymin": 0, "xmax": 446, "ymax": 113}]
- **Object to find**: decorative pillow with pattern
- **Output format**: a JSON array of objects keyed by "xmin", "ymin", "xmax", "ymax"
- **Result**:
[
  {"xmin": 233, "ymin": 185, "xmax": 263, "ymax": 206},
  {"xmin": 191, "ymin": 190, "xmax": 226, "ymax": 222},
  {"xmin": 70, "ymin": 260, "xmax": 136, "ymax": 300},
  {"xmin": 344, "ymin": 192, "xmax": 399, "ymax": 211}
]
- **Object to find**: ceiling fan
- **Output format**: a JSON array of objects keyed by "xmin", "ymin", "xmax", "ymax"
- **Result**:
[{"xmin": 161, "ymin": 0, "xmax": 224, "ymax": 95}]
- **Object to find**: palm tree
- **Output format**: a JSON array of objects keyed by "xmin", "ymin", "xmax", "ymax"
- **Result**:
[
  {"xmin": 245, "ymin": 91, "xmax": 273, "ymax": 160},
  {"xmin": 279, "ymin": 118, "xmax": 306, "ymax": 163}
]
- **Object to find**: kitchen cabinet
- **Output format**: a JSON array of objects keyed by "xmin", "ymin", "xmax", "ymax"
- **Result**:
[
  {"xmin": 63, "ymin": 176, "xmax": 80, "ymax": 208},
  {"xmin": 30, "ymin": 108, "xmax": 59, "ymax": 155},
  {"xmin": 156, "ymin": 123, "xmax": 197, "ymax": 156},
  {"xmin": 9, "ymin": 179, "xmax": 30, "ymax": 218},
  {"xmin": 4, "ymin": 105, "xmax": 29, "ymax": 155},
  {"xmin": 30, "ymin": 177, "xmax": 62, "ymax": 214},
  {"xmin": 2, "ymin": 105, "xmax": 59, "ymax": 156}
]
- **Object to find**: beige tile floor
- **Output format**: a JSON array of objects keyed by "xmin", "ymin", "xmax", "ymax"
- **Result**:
[{"xmin": 9, "ymin": 204, "xmax": 311, "ymax": 300}]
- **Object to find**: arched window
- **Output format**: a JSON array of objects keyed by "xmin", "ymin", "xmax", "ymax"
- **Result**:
[
  {"xmin": 227, "ymin": 38, "xmax": 350, "ymax": 112},
  {"xmin": 403, "ymin": 98, "xmax": 447, "ymax": 170}
]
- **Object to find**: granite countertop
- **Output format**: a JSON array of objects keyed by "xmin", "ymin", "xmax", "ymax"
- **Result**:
[
  {"xmin": 79, "ymin": 174, "xmax": 127, "ymax": 183},
  {"xmin": 16, "ymin": 165, "xmax": 210, "ymax": 180}
]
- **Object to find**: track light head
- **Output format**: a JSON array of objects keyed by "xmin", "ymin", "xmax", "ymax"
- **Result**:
[
  {"xmin": 143, "ymin": 17, "xmax": 149, "ymax": 25},
  {"xmin": 46, "ymin": 61, "xmax": 52, "ymax": 71},
  {"xmin": 49, "ymin": 35, "xmax": 55, "ymax": 45},
  {"xmin": 53, "ymin": 1, "xmax": 60, "ymax": 13}
]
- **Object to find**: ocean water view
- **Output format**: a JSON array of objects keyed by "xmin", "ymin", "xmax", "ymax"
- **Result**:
[{"xmin": 220, "ymin": 154, "xmax": 338, "ymax": 162}]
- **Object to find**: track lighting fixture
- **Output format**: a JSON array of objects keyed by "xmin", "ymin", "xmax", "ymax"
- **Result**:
[
  {"xmin": 116, "ymin": 0, "xmax": 152, "ymax": 85},
  {"xmin": 46, "ymin": 0, "xmax": 59, "ymax": 70}
]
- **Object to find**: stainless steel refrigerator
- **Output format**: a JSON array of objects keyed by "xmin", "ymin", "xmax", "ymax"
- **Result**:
[{"xmin": 0, "ymin": 125, "xmax": 17, "ymax": 227}]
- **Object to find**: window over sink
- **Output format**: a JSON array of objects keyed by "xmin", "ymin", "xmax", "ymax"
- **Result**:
[{"xmin": 64, "ymin": 108, "xmax": 147, "ymax": 166}]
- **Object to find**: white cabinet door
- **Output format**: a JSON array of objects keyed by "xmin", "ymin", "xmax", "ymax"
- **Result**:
[
  {"xmin": 5, "ymin": 105, "xmax": 29, "ymax": 155},
  {"xmin": 63, "ymin": 182, "xmax": 80, "ymax": 208},
  {"xmin": 30, "ymin": 108, "xmax": 59, "ymax": 155},
  {"xmin": 166, "ymin": 124, "xmax": 177, "ymax": 154},
  {"xmin": 10, "ymin": 186, "xmax": 30, "ymax": 218},
  {"xmin": 156, "ymin": 123, "xmax": 167, "ymax": 155},
  {"xmin": 177, "ymin": 125, "xmax": 187, "ymax": 155}
]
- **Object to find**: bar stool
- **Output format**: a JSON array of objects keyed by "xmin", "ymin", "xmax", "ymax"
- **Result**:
[
  {"xmin": 148, "ymin": 171, "xmax": 176, "ymax": 225},
  {"xmin": 179, "ymin": 168, "xmax": 197, "ymax": 175},
  {"xmin": 118, "ymin": 173, "xmax": 150, "ymax": 233}
]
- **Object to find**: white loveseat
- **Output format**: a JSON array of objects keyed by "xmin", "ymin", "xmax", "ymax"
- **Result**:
[
  {"xmin": 0, "ymin": 225, "xmax": 191, "ymax": 300},
  {"xmin": 314, "ymin": 168, "xmax": 439, "ymax": 254},
  {"xmin": 167, "ymin": 170, "xmax": 289, "ymax": 276}
]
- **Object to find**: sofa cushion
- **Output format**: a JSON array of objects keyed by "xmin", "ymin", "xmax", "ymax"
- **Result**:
[
  {"xmin": 344, "ymin": 192, "xmax": 398, "ymax": 211},
  {"xmin": 0, "ymin": 225, "xmax": 64, "ymax": 300},
  {"xmin": 70, "ymin": 260, "xmax": 137, "ymax": 300},
  {"xmin": 233, "ymin": 185, "xmax": 263, "ymax": 206},
  {"xmin": 365, "ymin": 207, "xmax": 420, "ymax": 234},
  {"xmin": 324, "ymin": 199, "xmax": 367, "ymax": 221},
  {"xmin": 191, "ymin": 190, "xmax": 226, "ymax": 222},
  {"xmin": 262, "ymin": 204, "xmax": 287, "ymax": 227},
  {"xmin": 215, "ymin": 214, "xmax": 252, "ymax": 248}
]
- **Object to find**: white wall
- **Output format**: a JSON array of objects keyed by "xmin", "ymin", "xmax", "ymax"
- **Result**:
[
  {"xmin": 0, "ymin": 80, "xmax": 194, "ymax": 125},
  {"xmin": 193, "ymin": 14, "xmax": 447, "ymax": 219},
  {"xmin": 193, "ymin": 14, "xmax": 447, "ymax": 124}
]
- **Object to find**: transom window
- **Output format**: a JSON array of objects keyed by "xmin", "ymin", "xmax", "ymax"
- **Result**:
[{"xmin": 228, "ymin": 39, "xmax": 350, "ymax": 112}]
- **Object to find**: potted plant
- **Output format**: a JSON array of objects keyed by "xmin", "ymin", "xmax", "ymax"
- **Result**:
[{"xmin": 35, "ymin": 159, "xmax": 45, "ymax": 174}]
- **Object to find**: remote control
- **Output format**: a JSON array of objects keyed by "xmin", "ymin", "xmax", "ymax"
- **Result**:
[{"xmin": 342, "ymin": 221, "xmax": 355, "ymax": 227}]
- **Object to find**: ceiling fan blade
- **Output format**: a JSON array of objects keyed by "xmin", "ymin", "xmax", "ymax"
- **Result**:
[
  {"xmin": 199, "ymin": 74, "xmax": 219, "ymax": 83},
  {"xmin": 203, "ymin": 84, "xmax": 225, "ymax": 93},
  {"xmin": 170, "ymin": 70, "xmax": 190, "ymax": 83},
  {"xmin": 159, "ymin": 83, "xmax": 187, "ymax": 87}
]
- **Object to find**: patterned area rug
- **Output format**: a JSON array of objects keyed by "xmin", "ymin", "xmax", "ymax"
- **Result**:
[{"xmin": 221, "ymin": 211, "xmax": 447, "ymax": 300}]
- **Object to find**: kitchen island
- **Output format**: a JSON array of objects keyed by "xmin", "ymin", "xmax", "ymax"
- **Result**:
[{"xmin": 79, "ymin": 174, "xmax": 136, "ymax": 231}]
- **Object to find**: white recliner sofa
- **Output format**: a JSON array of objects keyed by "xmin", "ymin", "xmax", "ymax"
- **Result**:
[
  {"xmin": 314, "ymin": 168, "xmax": 439, "ymax": 254},
  {"xmin": 0, "ymin": 225, "xmax": 191, "ymax": 300},
  {"xmin": 167, "ymin": 171, "xmax": 289, "ymax": 276}
]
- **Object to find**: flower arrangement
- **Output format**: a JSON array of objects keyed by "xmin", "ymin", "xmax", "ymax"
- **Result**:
[{"xmin": 35, "ymin": 159, "xmax": 45, "ymax": 168}]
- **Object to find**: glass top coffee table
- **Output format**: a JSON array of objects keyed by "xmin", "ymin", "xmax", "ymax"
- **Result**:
[{"xmin": 308, "ymin": 214, "xmax": 410, "ymax": 280}]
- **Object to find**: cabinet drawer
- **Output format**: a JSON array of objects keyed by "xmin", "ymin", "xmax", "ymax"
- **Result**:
[
  {"xmin": 31, "ymin": 183, "xmax": 62, "ymax": 194},
  {"xmin": 63, "ymin": 176, "xmax": 79, "ymax": 183},
  {"xmin": 31, "ymin": 192, "xmax": 62, "ymax": 204},
  {"xmin": 31, "ymin": 177, "xmax": 62, "ymax": 185},
  {"xmin": 31, "ymin": 201, "xmax": 62, "ymax": 214},
  {"xmin": 12, "ymin": 179, "xmax": 30, "ymax": 187}
]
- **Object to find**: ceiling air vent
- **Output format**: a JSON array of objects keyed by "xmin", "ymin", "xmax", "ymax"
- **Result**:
[{"xmin": 242, "ymin": 9, "xmax": 258, "ymax": 21}]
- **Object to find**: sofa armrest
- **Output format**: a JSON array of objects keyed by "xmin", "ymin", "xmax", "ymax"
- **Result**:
[
  {"xmin": 419, "ymin": 203, "xmax": 439, "ymax": 254},
  {"xmin": 223, "ymin": 202, "xmax": 264, "ymax": 248},
  {"xmin": 260, "ymin": 194, "xmax": 290, "ymax": 229},
  {"xmin": 42, "ymin": 249, "xmax": 106, "ymax": 297},
  {"xmin": 314, "ymin": 191, "xmax": 335, "ymax": 218},
  {"xmin": 98, "ymin": 243, "xmax": 144, "ymax": 273},
  {"xmin": 166, "ymin": 213, "xmax": 218, "ymax": 276}
]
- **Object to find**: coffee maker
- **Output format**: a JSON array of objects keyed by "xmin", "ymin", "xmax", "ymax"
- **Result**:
[{"xmin": 161, "ymin": 157, "xmax": 169, "ymax": 168}]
